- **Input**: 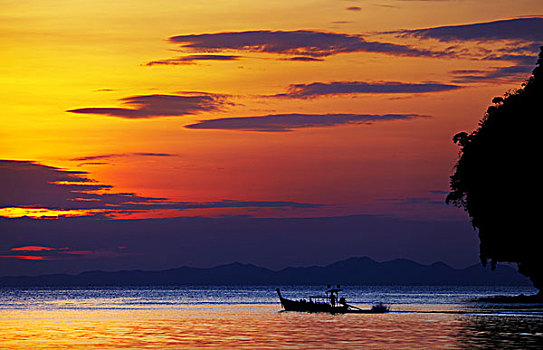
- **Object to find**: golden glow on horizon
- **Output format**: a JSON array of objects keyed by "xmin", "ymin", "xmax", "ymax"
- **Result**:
[{"xmin": 0, "ymin": 207, "xmax": 103, "ymax": 219}]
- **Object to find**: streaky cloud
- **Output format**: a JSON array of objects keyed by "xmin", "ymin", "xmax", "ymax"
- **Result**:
[
  {"xmin": 76, "ymin": 162, "xmax": 108, "ymax": 167},
  {"xmin": 280, "ymin": 56, "xmax": 324, "ymax": 62},
  {"xmin": 146, "ymin": 54, "xmax": 242, "ymax": 66},
  {"xmin": 0, "ymin": 160, "xmax": 320, "ymax": 216},
  {"xmin": 185, "ymin": 113, "xmax": 427, "ymax": 132},
  {"xmin": 69, "ymin": 152, "xmax": 176, "ymax": 162},
  {"xmin": 483, "ymin": 53, "xmax": 539, "ymax": 65},
  {"xmin": 450, "ymin": 53, "xmax": 538, "ymax": 84},
  {"xmin": 11, "ymin": 246, "xmax": 59, "ymax": 252},
  {"xmin": 168, "ymin": 30, "xmax": 443, "ymax": 58},
  {"xmin": 451, "ymin": 65, "xmax": 534, "ymax": 84},
  {"xmin": 114, "ymin": 200, "xmax": 322, "ymax": 211},
  {"xmin": 1, "ymin": 245, "xmax": 124, "ymax": 261},
  {"xmin": 395, "ymin": 17, "xmax": 543, "ymax": 43},
  {"xmin": 67, "ymin": 93, "xmax": 230, "ymax": 119},
  {"xmin": 273, "ymin": 81, "xmax": 462, "ymax": 98}
]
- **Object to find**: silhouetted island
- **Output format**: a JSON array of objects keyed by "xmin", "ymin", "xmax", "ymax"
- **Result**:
[
  {"xmin": 447, "ymin": 47, "xmax": 543, "ymax": 297},
  {"xmin": 0, "ymin": 257, "xmax": 531, "ymax": 287},
  {"xmin": 473, "ymin": 294, "xmax": 543, "ymax": 303}
]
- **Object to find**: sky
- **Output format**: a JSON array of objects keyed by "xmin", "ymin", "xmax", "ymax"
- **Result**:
[{"xmin": 1, "ymin": 0, "xmax": 542, "ymax": 276}]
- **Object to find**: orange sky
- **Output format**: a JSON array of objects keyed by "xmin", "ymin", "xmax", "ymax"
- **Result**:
[{"xmin": 2, "ymin": 0, "xmax": 542, "ymax": 220}]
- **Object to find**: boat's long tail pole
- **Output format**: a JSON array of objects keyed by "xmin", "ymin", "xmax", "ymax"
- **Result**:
[
  {"xmin": 345, "ymin": 303, "xmax": 362, "ymax": 311},
  {"xmin": 276, "ymin": 289, "xmax": 286, "ymax": 309}
]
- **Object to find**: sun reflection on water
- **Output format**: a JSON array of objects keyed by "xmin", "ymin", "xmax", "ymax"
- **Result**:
[
  {"xmin": 0, "ymin": 287, "xmax": 542, "ymax": 349},
  {"xmin": 0, "ymin": 306, "xmax": 450, "ymax": 349},
  {"xmin": 0, "ymin": 305, "xmax": 540, "ymax": 349}
]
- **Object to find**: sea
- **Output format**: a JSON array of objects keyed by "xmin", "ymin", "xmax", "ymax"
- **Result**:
[{"xmin": 0, "ymin": 285, "xmax": 542, "ymax": 349}]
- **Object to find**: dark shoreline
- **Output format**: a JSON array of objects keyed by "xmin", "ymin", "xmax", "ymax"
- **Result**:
[{"xmin": 472, "ymin": 294, "xmax": 543, "ymax": 303}]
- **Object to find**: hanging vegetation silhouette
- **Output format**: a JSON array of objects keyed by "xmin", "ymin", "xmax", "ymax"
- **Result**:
[{"xmin": 447, "ymin": 47, "xmax": 543, "ymax": 293}]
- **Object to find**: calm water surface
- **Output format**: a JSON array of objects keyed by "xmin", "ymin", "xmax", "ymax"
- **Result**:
[{"xmin": 0, "ymin": 286, "xmax": 541, "ymax": 349}]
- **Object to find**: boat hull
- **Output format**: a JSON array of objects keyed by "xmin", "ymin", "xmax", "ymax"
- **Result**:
[
  {"xmin": 279, "ymin": 296, "xmax": 348, "ymax": 313},
  {"xmin": 276, "ymin": 288, "xmax": 389, "ymax": 314}
]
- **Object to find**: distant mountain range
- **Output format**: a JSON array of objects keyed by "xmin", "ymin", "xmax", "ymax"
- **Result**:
[{"xmin": 0, "ymin": 257, "xmax": 531, "ymax": 286}]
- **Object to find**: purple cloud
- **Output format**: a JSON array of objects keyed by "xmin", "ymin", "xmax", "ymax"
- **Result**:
[
  {"xmin": 0, "ymin": 160, "xmax": 113, "ymax": 211},
  {"xmin": 396, "ymin": 17, "xmax": 543, "ymax": 43},
  {"xmin": 280, "ymin": 56, "xmax": 324, "ymax": 62},
  {"xmin": 450, "ymin": 53, "xmax": 538, "ymax": 83},
  {"xmin": 387, "ymin": 17, "xmax": 542, "ymax": 80},
  {"xmin": 146, "ymin": 54, "xmax": 243, "ymax": 66},
  {"xmin": 272, "ymin": 81, "xmax": 462, "ymax": 98},
  {"xmin": 0, "ymin": 160, "xmax": 320, "ymax": 215},
  {"xmin": 346, "ymin": 6, "xmax": 362, "ymax": 11},
  {"xmin": 168, "ymin": 30, "xmax": 443, "ymax": 58},
  {"xmin": 67, "ymin": 93, "xmax": 230, "ymax": 119},
  {"xmin": 450, "ymin": 65, "xmax": 534, "ymax": 84},
  {"xmin": 185, "ymin": 113, "xmax": 426, "ymax": 132},
  {"xmin": 69, "ymin": 152, "xmax": 176, "ymax": 162}
]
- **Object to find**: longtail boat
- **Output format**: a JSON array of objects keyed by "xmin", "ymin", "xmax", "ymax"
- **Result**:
[{"xmin": 276, "ymin": 286, "xmax": 389, "ymax": 314}]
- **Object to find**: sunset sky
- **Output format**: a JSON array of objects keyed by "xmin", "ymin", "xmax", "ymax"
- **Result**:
[{"xmin": 1, "ymin": 0, "xmax": 542, "ymax": 275}]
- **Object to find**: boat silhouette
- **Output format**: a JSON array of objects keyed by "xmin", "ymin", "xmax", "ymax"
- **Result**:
[{"xmin": 276, "ymin": 286, "xmax": 389, "ymax": 314}]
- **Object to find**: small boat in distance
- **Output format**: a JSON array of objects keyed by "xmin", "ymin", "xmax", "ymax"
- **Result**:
[{"xmin": 276, "ymin": 286, "xmax": 389, "ymax": 314}]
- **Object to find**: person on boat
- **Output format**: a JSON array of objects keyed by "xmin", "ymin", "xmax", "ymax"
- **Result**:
[{"xmin": 330, "ymin": 293, "xmax": 336, "ymax": 307}]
